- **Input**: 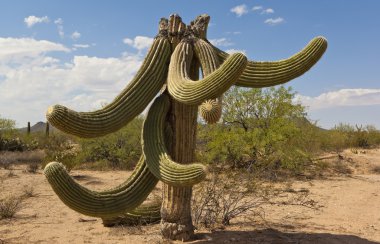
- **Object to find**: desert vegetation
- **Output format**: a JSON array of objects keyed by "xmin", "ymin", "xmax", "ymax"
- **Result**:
[
  {"xmin": 1, "ymin": 13, "xmax": 380, "ymax": 244},
  {"xmin": 1, "ymin": 85, "xmax": 380, "ymax": 243}
]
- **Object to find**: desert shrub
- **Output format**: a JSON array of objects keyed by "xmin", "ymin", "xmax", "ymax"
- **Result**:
[
  {"xmin": 191, "ymin": 169, "xmax": 319, "ymax": 229},
  {"xmin": 22, "ymin": 186, "xmax": 36, "ymax": 198},
  {"xmin": 192, "ymin": 172, "xmax": 263, "ymax": 228},
  {"xmin": 42, "ymin": 133, "xmax": 78, "ymax": 172},
  {"xmin": 0, "ymin": 195, "xmax": 23, "ymax": 219},
  {"xmin": 0, "ymin": 150, "xmax": 45, "ymax": 165},
  {"xmin": 322, "ymin": 123, "xmax": 380, "ymax": 151},
  {"xmin": 0, "ymin": 116, "xmax": 25, "ymax": 151},
  {"xmin": 372, "ymin": 165, "xmax": 380, "ymax": 174},
  {"xmin": 6, "ymin": 170, "xmax": 16, "ymax": 177},
  {"xmin": 75, "ymin": 117, "xmax": 143, "ymax": 170},
  {"xmin": 197, "ymin": 86, "xmax": 313, "ymax": 178},
  {"xmin": 26, "ymin": 163, "xmax": 39, "ymax": 173}
]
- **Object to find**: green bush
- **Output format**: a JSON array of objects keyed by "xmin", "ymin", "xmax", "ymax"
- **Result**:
[
  {"xmin": 197, "ymin": 86, "xmax": 313, "ymax": 178},
  {"xmin": 42, "ymin": 133, "xmax": 78, "ymax": 171},
  {"xmin": 75, "ymin": 117, "xmax": 143, "ymax": 170}
]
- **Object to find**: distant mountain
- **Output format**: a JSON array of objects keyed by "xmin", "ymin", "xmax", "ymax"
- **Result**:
[
  {"xmin": 18, "ymin": 121, "xmax": 57, "ymax": 133},
  {"xmin": 292, "ymin": 116, "xmax": 328, "ymax": 131}
]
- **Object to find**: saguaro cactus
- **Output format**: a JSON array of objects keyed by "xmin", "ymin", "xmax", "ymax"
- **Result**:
[
  {"xmin": 44, "ymin": 14, "xmax": 327, "ymax": 241},
  {"xmin": 27, "ymin": 121, "xmax": 31, "ymax": 135}
]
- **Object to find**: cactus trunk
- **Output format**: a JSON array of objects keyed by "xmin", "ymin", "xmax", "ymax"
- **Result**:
[{"xmin": 161, "ymin": 99, "xmax": 198, "ymax": 240}]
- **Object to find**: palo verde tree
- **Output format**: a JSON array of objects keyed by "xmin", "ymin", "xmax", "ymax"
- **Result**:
[{"xmin": 43, "ymin": 14, "xmax": 327, "ymax": 240}]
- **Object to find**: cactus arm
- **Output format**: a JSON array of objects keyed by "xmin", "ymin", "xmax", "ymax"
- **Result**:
[
  {"xmin": 46, "ymin": 37, "xmax": 171, "ymax": 138},
  {"xmin": 143, "ymin": 94, "xmax": 206, "ymax": 186},
  {"xmin": 194, "ymin": 39, "xmax": 223, "ymax": 124},
  {"xmin": 212, "ymin": 36, "xmax": 328, "ymax": 87},
  {"xmin": 43, "ymin": 156, "xmax": 158, "ymax": 218},
  {"xmin": 167, "ymin": 41, "xmax": 247, "ymax": 105},
  {"xmin": 102, "ymin": 200, "xmax": 161, "ymax": 226}
]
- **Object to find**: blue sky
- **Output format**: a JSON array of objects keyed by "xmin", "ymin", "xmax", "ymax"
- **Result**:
[{"xmin": 0, "ymin": 0, "xmax": 379, "ymax": 129}]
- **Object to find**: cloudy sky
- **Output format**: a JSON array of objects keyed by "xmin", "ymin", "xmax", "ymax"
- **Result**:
[{"xmin": 0, "ymin": 0, "xmax": 379, "ymax": 129}]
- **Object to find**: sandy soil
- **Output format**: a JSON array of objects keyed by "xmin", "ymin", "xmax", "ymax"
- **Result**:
[{"xmin": 1, "ymin": 149, "xmax": 380, "ymax": 244}]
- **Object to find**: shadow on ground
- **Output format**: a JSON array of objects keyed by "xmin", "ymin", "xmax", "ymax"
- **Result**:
[{"xmin": 194, "ymin": 228, "xmax": 379, "ymax": 244}]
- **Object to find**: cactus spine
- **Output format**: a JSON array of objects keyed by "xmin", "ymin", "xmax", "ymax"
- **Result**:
[{"xmin": 43, "ymin": 13, "xmax": 327, "ymax": 241}]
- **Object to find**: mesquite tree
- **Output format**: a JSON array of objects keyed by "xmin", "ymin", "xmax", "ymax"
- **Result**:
[{"xmin": 44, "ymin": 14, "xmax": 327, "ymax": 240}]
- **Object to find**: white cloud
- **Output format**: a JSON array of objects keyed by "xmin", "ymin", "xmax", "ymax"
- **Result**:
[
  {"xmin": 0, "ymin": 37, "xmax": 69, "ymax": 64},
  {"xmin": 209, "ymin": 38, "xmax": 233, "ymax": 47},
  {"xmin": 123, "ymin": 36, "xmax": 154, "ymax": 50},
  {"xmin": 225, "ymin": 49, "xmax": 247, "ymax": 55},
  {"xmin": 262, "ymin": 8, "xmax": 274, "ymax": 14},
  {"xmin": 296, "ymin": 89, "xmax": 380, "ymax": 110},
  {"xmin": 71, "ymin": 31, "xmax": 81, "ymax": 40},
  {"xmin": 226, "ymin": 31, "xmax": 241, "ymax": 35},
  {"xmin": 54, "ymin": 18, "xmax": 63, "ymax": 25},
  {"xmin": 252, "ymin": 6, "xmax": 263, "ymax": 11},
  {"xmin": 264, "ymin": 17, "xmax": 285, "ymax": 25},
  {"xmin": 24, "ymin": 16, "xmax": 49, "ymax": 28},
  {"xmin": 0, "ymin": 37, "xmax": 144, "ymax": 126},
  {"xmin": 230, "ymin": 4, "xmax": 248, "ymax": 17},
  {"xmin": 73, "ymin": 44, "xmax": 90, "ymax": 49},
  {"xmin": 54, "ymin": 18, "xmax": 64, "ymax": 38}
]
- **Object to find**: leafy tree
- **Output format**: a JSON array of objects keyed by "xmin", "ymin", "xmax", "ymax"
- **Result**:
[
  {"xmin": 0, "ymin": 115, "xmax": 15, "ymax": 135},
  {"xmin": 198, "ymin": 86, "xmax": 312, "ymax": 177}
]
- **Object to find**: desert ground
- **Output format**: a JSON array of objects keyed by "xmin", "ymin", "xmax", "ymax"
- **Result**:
[{"xmin": 1, "ymin": 149, "xmax": 380, "ymax": 244}]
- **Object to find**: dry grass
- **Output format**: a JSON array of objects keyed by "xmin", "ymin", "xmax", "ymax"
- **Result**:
[
  {"xmin": 22, "ymin": 186, "xmax": 36, "ymax": 198},
  {"xmin": 0, "ymin": 195, "xmax": 23, "ymax": 219},
  {"xmin": 6, "ymin": 170, "xmax": 16, "ymax": 178},
  {"xmin": 191, "ymin": 170, "xmax": 319, "ymax": 230},
  {"xmin": 0, "ymin": 150, "xmax": 45, "ymax": 165},
  {"xmin": 26, "ymin": 163, "xmax": 39, "ymax": 173},
  {"xmin": 372, "ymin": 165, "xmax": 380, "ymax": 174}
]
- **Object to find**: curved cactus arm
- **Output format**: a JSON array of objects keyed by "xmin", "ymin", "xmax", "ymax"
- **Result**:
[
  {"xmin": 44, "ymin": 156, "xmax": 158, "ymax": 218},
  {"xmin": 194, "ymin": 39, "xmax": 223, "ymax": 124},
  {"xmin": 212, "ymin": 36, "xmax": 328, "ymax": 88},
  {"xmin": 46, "ymin": 37, "xmax": 171, "ymax": 138},
  {"xmin": 102, "ymin": 200, "xmax": 161, "ymax": 226},
  {"xmin": 167, "ymin": 41, "xmax": 247, "ymax": 105},
  {"xmin": 143, "ymin": 94, "xmax": 206, "ymax": 186}
]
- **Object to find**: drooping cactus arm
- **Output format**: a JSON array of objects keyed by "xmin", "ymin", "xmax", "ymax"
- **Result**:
[
  {"xmin": 143, "ymin": 94, "xmax": 206, "ymax": 186},
  {"xmin": 212, "ymin": 36, "xmax": 328, "ymax": 88},
  {"xmin": 102, "ymin": 200, "xmax": 161, "ymax": 226},
  {"xmin": 194, "ymin": 39, "xmax": 223, "ymax": 124},
  {"xmin": 167, "ymin": 41, "xmax": 247, "ymax": 105},
  {"xmin": 44, "ymin": 156, "xmax": 158, "ymax": 218},
  {"xmin": 46, "ymin": 37, "xmax": 171, "ymax": 138}
]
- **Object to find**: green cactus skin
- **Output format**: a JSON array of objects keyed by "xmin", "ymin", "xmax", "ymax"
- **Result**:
[
  {"xmin": 43, "ymin": 156, "xmax": 158, "ymax": 218},
  {"xmin": 194, "ymin": 39, "xmax": 223, "ymax": 124},
  {"xmin": 167, "ymin": 41, "xmax": 247, "ymax": 105},
  {"xmin": 142, "ymin": 94, "xmax": 206, "ymax": 186},
  {"xmin": 46, "ymin": 37, "xmax": 171, "ymax": 138},
  {"xmin": 102, "ymin": 200, "xmax": 161, "ymax": 227},
  {"xmin": 212, "ymin": 36, "xmax": 328, "ymax": 88}
]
